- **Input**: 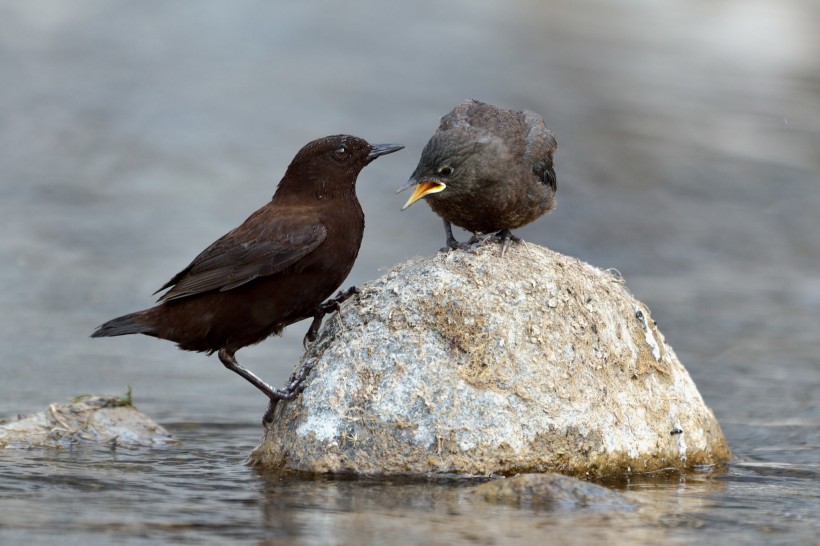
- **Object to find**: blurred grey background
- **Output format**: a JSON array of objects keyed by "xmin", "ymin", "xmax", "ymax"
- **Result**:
[{"xmin": 1, "ymin": 0, "xmax": 818, "ymax": 428}]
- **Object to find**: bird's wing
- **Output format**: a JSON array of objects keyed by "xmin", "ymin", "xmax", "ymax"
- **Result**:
[
  {"xmin": 522, "ymin": 109, "xmax": 558, "ymax": 191},
  {"xmin": 154, "ymin": 209, "xmax": 327, "ymax": 303}
]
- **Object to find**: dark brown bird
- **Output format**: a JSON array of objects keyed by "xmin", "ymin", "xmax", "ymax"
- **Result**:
[
  {"xmin": 399, "ymin": 99, "xmax": 557, "ymax": 252},
  {"xmin": 92, "ymin": 135, "xmax": 403, "ymax": 422}
]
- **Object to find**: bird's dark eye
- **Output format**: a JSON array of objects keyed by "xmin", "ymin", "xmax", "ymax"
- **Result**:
[
  {"xmin": 437, "ymin": 165, "xmax": 453, "ymax": 176},
  {"xmin": 334, "ymin": 146, "xmax": 348, "ymax": 159}
]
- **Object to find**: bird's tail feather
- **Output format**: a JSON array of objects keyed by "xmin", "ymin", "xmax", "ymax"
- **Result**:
[{"xmin": 91, "ymin": 310, "xmax": 154, "ymax": 338}]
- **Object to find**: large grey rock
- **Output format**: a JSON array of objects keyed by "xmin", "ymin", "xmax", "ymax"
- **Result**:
[{"xmin": 250, "ymin": 243, "xmax": 729, "ymax": 477}]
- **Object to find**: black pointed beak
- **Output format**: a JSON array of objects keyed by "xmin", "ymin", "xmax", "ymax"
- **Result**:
[{"xmin": 367, "ymin": 143, "xmax": 404, "ymax": 162}]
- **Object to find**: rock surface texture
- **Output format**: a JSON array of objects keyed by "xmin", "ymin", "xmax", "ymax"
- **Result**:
[{"xmin": 250, "ymin": 244, "xmax": 730, "ymax": 477}]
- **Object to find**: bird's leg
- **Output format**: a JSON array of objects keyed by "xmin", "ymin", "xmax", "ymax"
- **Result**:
[
  {"xmin": 440, "ymin": 220, "xmax": 471, "ymax": 252},
  {"xmin": 218, "ymin": 349, "xmax": 315, "ymax": 424},
  {"xmin": 444, "ymin": 220, "xmax": 461, "ymax": 249},
  {"xmin": 303, "ymin": 286, "xmax": 360, "ymax": 347}
]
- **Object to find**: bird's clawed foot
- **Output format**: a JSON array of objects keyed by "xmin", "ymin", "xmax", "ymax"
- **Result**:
[
  {"xmin": 458, "ymin": 230, "xmax": 523, "ymax": 256},
  {"xmin": 262, "ymin": 358, "xmax": 317, "ymax": 426},
  {"xmin": 303, "ymin": 286, "xmax": 360, "ymax": 347},
  {"xmin": 440, "ymin": 236, "xmax": 472, "ymax": 253},
  {"xmin": 439, "ymin": 219, "xmax": 472, "ymax": 253},
  {"xmin": 438, "ymin": 218, "xmax": 523, "ymax": 256},
  {"xmin": 495, "ymin": 229, "xmax": 523, "ymax": 257}
]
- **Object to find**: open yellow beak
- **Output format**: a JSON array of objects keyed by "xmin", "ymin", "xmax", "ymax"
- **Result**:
[{"xmin": 400, "ymin": 181, "xmax": 446, "ymax": 210}]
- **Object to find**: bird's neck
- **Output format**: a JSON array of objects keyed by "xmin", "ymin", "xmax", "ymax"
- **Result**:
[{"xmin": 273, "ymin": 174, "xmax": 359, "ymax": 204}]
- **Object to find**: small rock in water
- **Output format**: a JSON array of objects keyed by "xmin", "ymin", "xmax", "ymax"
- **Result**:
[{"xmin": 0, "ymin": 393, "xmax": 175, "ymax": 449}]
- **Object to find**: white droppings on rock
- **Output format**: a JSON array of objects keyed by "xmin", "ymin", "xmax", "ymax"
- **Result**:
[{"xmin": 634, "ymin": 304, "xmax": 662, "ymax": 361}]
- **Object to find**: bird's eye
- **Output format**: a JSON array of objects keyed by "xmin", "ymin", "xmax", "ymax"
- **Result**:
[
  {"xmin": 334, "ymin": 146, "xmax": 348, "ymax": 159},
  {"xmin": 437, "ymin": 165, "xmax": 453, "ymax": 176}
]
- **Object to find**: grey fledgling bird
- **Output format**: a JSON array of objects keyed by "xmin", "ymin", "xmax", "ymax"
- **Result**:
[{"xmin": 399, "ymin": 99, "xmax": 557, "ymax": 252}]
